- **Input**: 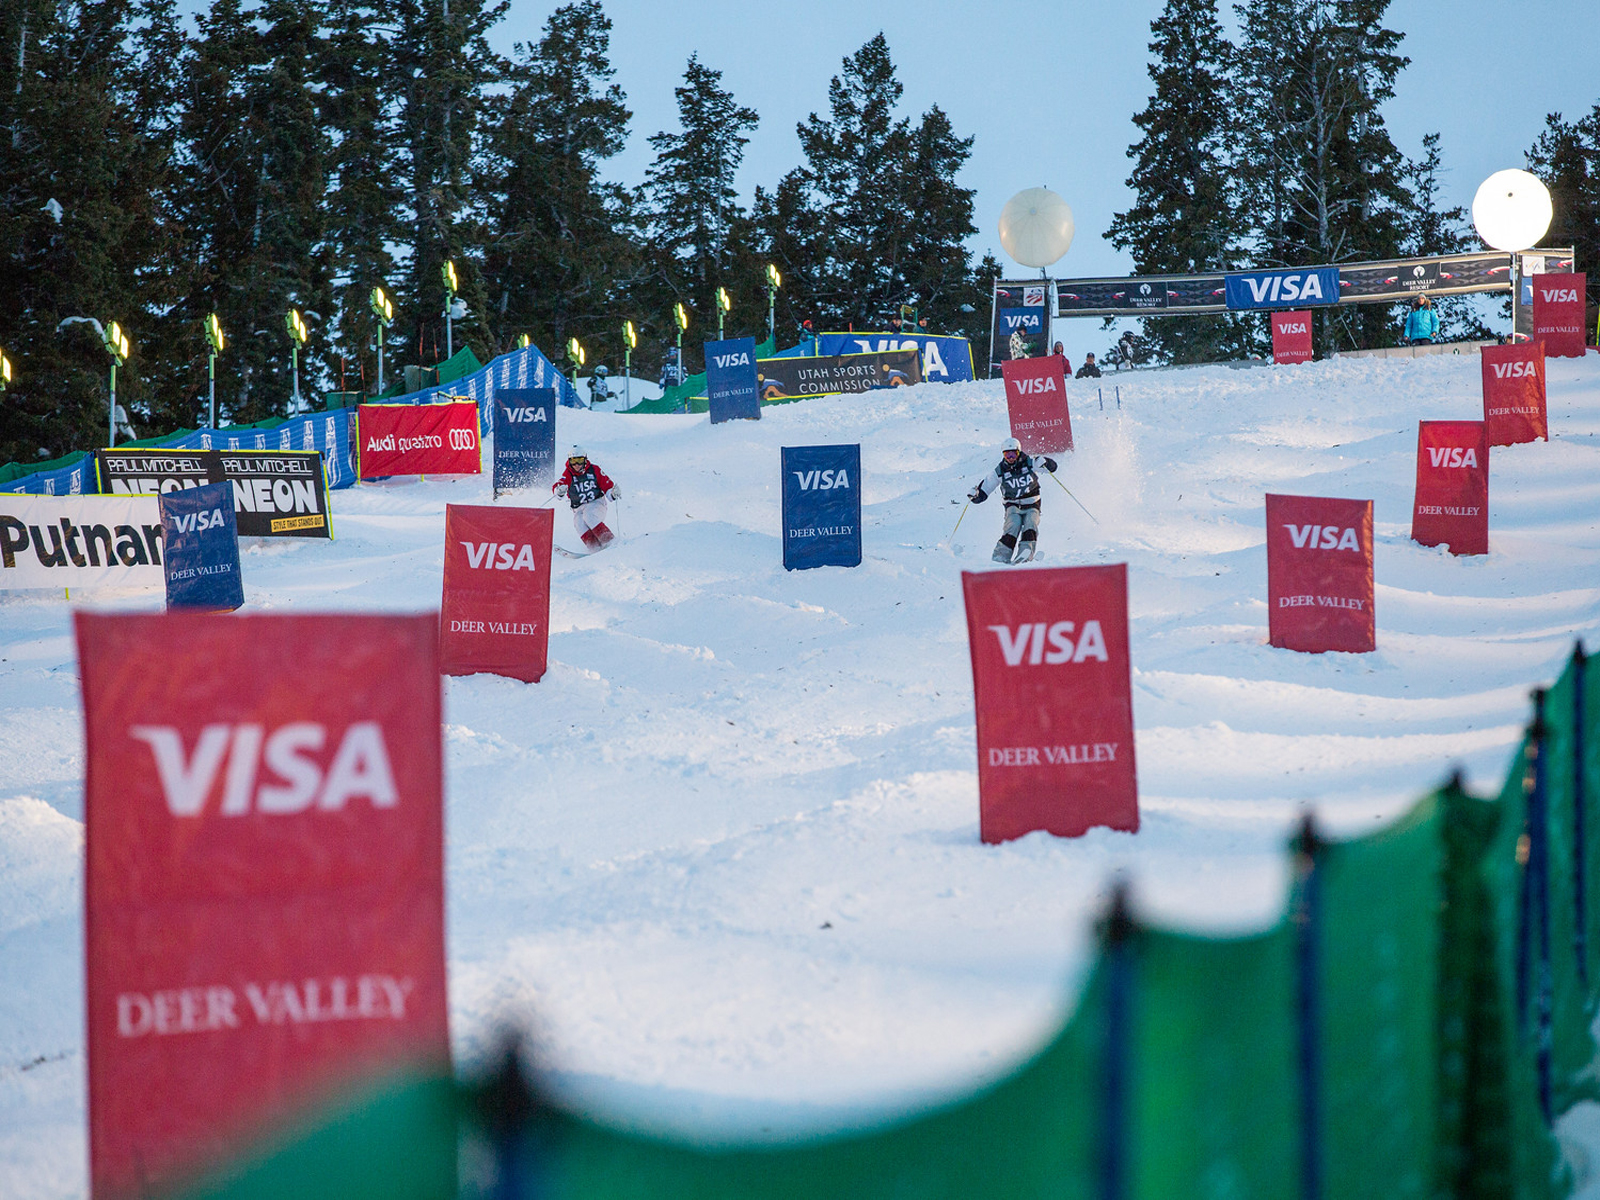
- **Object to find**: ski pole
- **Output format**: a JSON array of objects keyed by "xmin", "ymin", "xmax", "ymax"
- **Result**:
[
  {"xmin": 947, "ymin": 502, "xmax": 970, "ymax": 543},
  {"xmin": 1049, "ymin": 472, "xmax": 1099, "ymax": 525}
]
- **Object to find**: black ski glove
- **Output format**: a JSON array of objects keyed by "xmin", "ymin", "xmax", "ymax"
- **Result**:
[
  {"xmin": 1042, "ymin": 457, "xmax": 1058, "ymax": 473},
  {"xmin": 968, "ymin": 485, "xmax": 987, "ymax": 504}
]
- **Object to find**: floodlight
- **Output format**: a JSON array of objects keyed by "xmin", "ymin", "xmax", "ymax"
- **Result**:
[{"xmin": 1472, "ymin": 169, "xmax": 1553, "ymax": 252}]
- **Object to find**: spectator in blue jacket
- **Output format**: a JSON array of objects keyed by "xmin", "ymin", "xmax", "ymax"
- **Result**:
[{"xmin": 1405, "ymin": 295, "xmax": 1440, "ymax": 344}]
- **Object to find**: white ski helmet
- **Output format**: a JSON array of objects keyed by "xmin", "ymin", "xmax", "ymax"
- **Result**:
[
  {"xmin": 568, "ymin": 446, "xmax": 587, "ymax": 462},
  {"xmin": 1001, "ymin": 437, "xmax": 1022, "ymax": 454}
]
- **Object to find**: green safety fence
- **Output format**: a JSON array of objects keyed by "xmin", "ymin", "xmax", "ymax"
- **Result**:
[{"xmin": 166, "ymin": 643, "xmax": 1600, "ymax": 1199}]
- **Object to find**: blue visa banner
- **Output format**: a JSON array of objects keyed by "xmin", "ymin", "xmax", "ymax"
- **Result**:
[
  {"xmin": 159, "ymin": 480, "xmax": 243, "ymax": 611},
  {"xmin": 1224, "ymin": 266, "xmax": 1341, "ymax": 310},
  {"xmin": 804, "ymin": 333, "xmax": 975, "ymax": 383},
  {"xmin": 705, "ymin": 336, "xmax": 761, "ymax": 424},
  {"xmin": 781, "ymin": 444, "xmax": 862, "ymax": 571},
  {"xmin": 492, "ymin": 388, "xmax": 557, "ymax": 495}
]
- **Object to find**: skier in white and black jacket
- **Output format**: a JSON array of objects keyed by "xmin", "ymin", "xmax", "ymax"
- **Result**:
[{"xmin": 967, "ymin": 437, "xmax": 1059, "ymax": 563}]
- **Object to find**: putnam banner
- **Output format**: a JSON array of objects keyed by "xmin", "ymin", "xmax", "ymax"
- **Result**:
[
  {"xmin": 705, "ymin": 337, "xmax": 761, "ymax": 424},
  {"xmin": 160, "ymin": 481, "xmax": 243, "ymax": 612},
  {"xmin": 1002, "ymin": 355, "xmax": 1073, "ymax": 453},
  {"xmin": 77, "ymin": 612, "xmax": 450, "ymax": 1199},
  {"xmin": 757, "ymin": 349, "xmax": 920, "ymax": 399},
  {"xmin": 0, "ymin": 493, "xmax": 163, "ymax": 590},
  {"xmin": 1481, "ymin": 342, "xmax": 1548, "ymax": 446},
  {"xmin": 1532, "ymin": 272, "xmax": 1588, "ymax": 358},
  {"xmin": 492, "ymin": 388, "xmax": 557, "ymax": 496},
  {"xmin": 1412, "ymin": 420, "xmax": 1489, "ymax": 556},
  {"xmin": 962, "ymin": 563, "xmax": 1138, "ymax": 842},
  {"xmin": 358, "ymin": 401, "xmax": 481, "ymax": 479},
  {"xmin": 1265, "ymin": 494, "xmax": 1375, "ymax": 653},
  {"xmin": 1224, "ymin": 267, "xmax": 1341, "ymax": 311},
  {"xmin": 781, "ymin": 444, "xmax": 862, "ymax": 571},
  {"xmin": 95, "ymin": 448, "xmax": 332, "ymax": 538},
  {"xmin": 440, "ymin": 504, "xmax": 553, "ymax": 683},
  {"xmin": 1270, "ymin": 310, "xmax": 1314, "ymax": 364}
]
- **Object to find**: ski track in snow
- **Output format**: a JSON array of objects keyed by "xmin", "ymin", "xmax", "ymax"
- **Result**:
[{"xmin": 3, "ymin": 352, "xmax": 1600, "ymax": 1192}]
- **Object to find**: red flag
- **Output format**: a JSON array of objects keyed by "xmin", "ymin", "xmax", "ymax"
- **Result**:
[
  {"xmin": 1002, "ymin": 354, "xmax": 1073, "ymax": 453},
  {"xmin": 357, "ymin": 401, "xmax": 481, "ymax": 479},
  {"xmin": 440, "ymin": 503, "xmax": 554, "ymax": 683},
  {"xmin": 1412, "ymin": 420, "xmax": 1489, "ymax": 556},
  {"xmin": 1481, "ymin": 342, "xmax": 1547, "ymax": 446},
  {"xmin": 1270, "ymin": 310, "xmax": 1314, "ymax": 364},
  {"xmin": 962, "ymin": 564, "xmax": 1137, "ymax": 842},
  {"xmin": 78, "ymin": 613, "xmax": 449, "ymax": 1199},
  {"xmin": 1265, "ymin": 494, "xmax": 1375, "ymax": 653},
  {"xmin": 1531, "ymin": 272, "xmax": 1587, "ymax": 358}
]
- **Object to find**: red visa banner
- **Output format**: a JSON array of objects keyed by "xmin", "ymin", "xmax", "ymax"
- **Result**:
[
  {"xmin": 1270, "ymin": 310, "xmax": 1314, "ymax": 364},
  {"xmin": 440, "ymin": 503, "xmax": 554, "ymax": 683},
  {"xmin": 1002, "ymin": 354, "xmax": 1073, "ymax": 453},
  {"xmin": 1481, "ymin": 341, "xmax": 1548, "ymax": 446},
  {"xmin": 1412, "ymin": 420, "xmax": 1489, "ymax": 556},
  {"xmin": 358, "ymin": 401, "xmax": 482, "ymax": 479},
  {"xmin": 962, "ymin": 563, "xmax": 1138, "ymax": 842},
  {"xmin": 1531, "ymin": 272, "xmax": 1587, "ymax": 358},
  {"xmin": 77, "ymin": 612, "xmax": 449, "ymax": 1199},
  {"xmin": 1265, "ymin": 494, "xmax": 1375, "ymax": 654}
]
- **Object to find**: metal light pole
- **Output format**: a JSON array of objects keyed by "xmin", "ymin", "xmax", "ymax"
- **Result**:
[
  {"xmin": 203, "ymin": 313, "xmax": 224, "ymax": 427},
  {"xmin": 765, "ymin": 264, "xmax": 781, "ymax": 346},
  {"xmin": 370, "ymin": 286, "xmax": 394, "ymax": 393},
  {"xmin": 567, "ymin": 336, "xmax": 585, "ymax": 405},
  {"xmin": 716, "ymin": 286, "xmax": 731, "ymax": 342},
  {"xmin": 441, "ymin": 260, "xmax": 459, "ymax": 360},
  {"xmin": 673, "ymin": 302, "xmax": 688, "ymax": 381},
  {"xmin": 622, "ymin": 320, "xmax": 637, "ymax": 410},
  {"xmin": 102, "ymin": 321, "xmax": 129, "ymax": 446},
  {"xmin": 285, "ymin": 308, "xmax": 308, "ymax": 412}
]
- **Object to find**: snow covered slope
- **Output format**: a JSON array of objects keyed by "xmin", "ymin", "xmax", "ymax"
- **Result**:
[{"xmin": 3, "ymin": 351, "xmax": 1599, "ymax": 1195}]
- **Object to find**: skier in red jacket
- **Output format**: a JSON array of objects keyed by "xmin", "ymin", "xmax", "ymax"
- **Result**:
[{"xmin": 553, "ymin": 446, "xmax": 620, "ymax": 551}]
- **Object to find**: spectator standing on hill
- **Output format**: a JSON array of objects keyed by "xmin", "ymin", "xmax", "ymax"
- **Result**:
[
  {"xmin": 1075, "ymin": 352, "xmax": 1102, "ymax": 378},
  {"xmin": 1405, "ymin": 295, "xmax": 1440, "ymax": 345},
  {"xmin": 1009, "ymin": 325, "xmax": 1030, "ymax": 361},
  {"xmin": 1051, "ymin": 341, "xmax": 1073, "ymax": 375}
]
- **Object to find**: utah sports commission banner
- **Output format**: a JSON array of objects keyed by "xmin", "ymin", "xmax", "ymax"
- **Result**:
[
  {"xmin": 962, "ymin": 563, "xmax": 1138, "ymax": 842},
  {"xmin": 781, "ymin": 445, "xmax": 861, "ymax": 571},
  {"xmin": 1002, "ymin": 355, "xmax": 1072, "ymax": 453},
  {"xmin": 160, "ymin": 481, "xmax": 243, "ymax": 612},
  {"xmin": 1270, "ymin": 311, "xmax": 1314, "ymax": 364},
  {"xmin": 0, "ymin": 494, "xmax": 163, "ymax": 589},
  {"xmin": 492, "ymin": 388, "xmax": 557, "ymax": 495},
  {"xmin": 440, "ymin": 504, "xmax": 554, "ymax": 683},
  {"xmin": 77, "ymin": 612, "xmax": 450, "ymax": 1199},
  {"xmin": 705, "ymin": 336, "xmax": 761, "ymax": 424},
  {"xmin": 1532, "ymin": 272, "xmax": 1588, "ymax": 357},
  {"xmin": 797, "ymin": 333, "xmax": 974, "ymax": 383},
  {"xmin": 94, "ymin": 448, "xmax": 332, "ymax": 538},
  {"xmin": 1265, "ymin": 494, "xmax": 1375, "ymax": 654},
  {"xmin": 1412, "ymin": 420, "xmax": 1489, "ymax": 556},
  {"xmin": 757, "ymin": 349, "xmax": 920, "ymax": 399},
  {"xmin": 1481, "ymin": 342, "xmax": 1547, "ymax": 445},
  {"xmin": 358, "ymin": 401, "xmax": 481, "ymax": 478}
]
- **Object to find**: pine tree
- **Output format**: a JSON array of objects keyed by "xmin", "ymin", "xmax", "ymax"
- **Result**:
[
  {"xmin": 1400, "ymin": 131, "xmax": 1488, "ymax": 341},
  {"xmin": 1107, "ymin": 0, "xmax": 1250, "ymax": 363},
  {"xmin": 1528, "ymin": 106, "xmax": 1600, "ymax": 329},
  {"xmin": 900, "ymin": 104, "xmax": 983, "ymax": 339}
]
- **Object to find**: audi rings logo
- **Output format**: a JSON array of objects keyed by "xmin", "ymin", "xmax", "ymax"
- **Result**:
[{"xmin": 449, "ymin": 428, "xmax": 477, "ymax": 451}]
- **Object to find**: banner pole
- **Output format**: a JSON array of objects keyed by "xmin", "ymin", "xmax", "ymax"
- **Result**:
[{"xmin": 1049, "ymin": 472, "xmax": 1099, "ymax": 525}]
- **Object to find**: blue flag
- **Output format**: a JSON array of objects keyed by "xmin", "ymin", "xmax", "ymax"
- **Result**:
[
  {"xmin": 160, "ymin": 480, "xmax": 244, "ymax": 611},
  {"xmin": 493, "ymin": 388, "xmax": 557, "ymax": 495},
  {"xmin": 705, "ymin": 337, "xmax": 761, "ymax": 424},
  {"xmin": 781, "ymin": 444, "xmax": 862, "ymax": 571}
]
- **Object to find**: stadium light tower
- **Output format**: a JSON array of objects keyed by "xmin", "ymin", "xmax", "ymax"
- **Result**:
[
  {"xmin": 102, "ymin": 321, "xmax": 130, "ymax": 447},
  {"xmin": 716, "ymin": 286, "xmax": 731, "ymax": 341},
  {"xmin": 369, "ymin": 286, "xmax": 394, "ymax": 393},
  {"xmin": 285, "ymin": 308, "xmax": 308, "ymax": 412},
  {"xmin": 441, "ymin": 260, "xmax": 463, "ymax": 360},
  {"xmin": 622, "ymin": 320, "xmax": 637, "ymax": 410},
  {"xmin": 765, "ymin": 264, "xmax": 781, "ymax": 345},
  {"xmin": 203, "ymin": 312, "xmax": 225, "ymax": 428},
  {"xmin": 0, "ymin": 348, "xmax": 12, "ymax": 393},
  {"xmin": 673, "ymin": 302, "xmax": 688, "ymax": 382}
]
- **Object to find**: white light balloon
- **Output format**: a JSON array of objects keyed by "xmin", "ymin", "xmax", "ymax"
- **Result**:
[
  {"xmin": 1471, "ymin": 169, "xmax": 1553, "ymax": 252},
  {"xmin": 998, "ymin": 188, "xmax": 1075, "ymax": 269}
]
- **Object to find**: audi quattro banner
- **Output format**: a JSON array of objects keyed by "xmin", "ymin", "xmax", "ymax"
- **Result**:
[
  {"xmin": 0, "ymin": 494, "xmax": 163, "ymax": 590},
  {"xmin": 757, "ymin": 349, "xmax": 921, "ymax": 400},
  {"xmin": 95, "ymin": 448, "xmax": 333, "ymax": 538},
  {"xmin": 1412, "ymin": 420, "xmax": 1489, "ymax": 556},
  {"xmin": 1481, "ymin": 342, "xmax": 1548, "ymax": 446},
  {"xmin": 160, "ymin": 481, "xmax": 243, "ymax": 612},
  {"xmin": 1002, "ymin": 355, "xmax": 1073, "ymax": 453},
  {"xmin": 1532, "ymin": 272, "xmax": 1588, "ymax": 358},
  {"xmin": 1265, "ymin": 494, "xmax": 1375, "ymax": 654},
  {"xmin": 491, "ymin": 387, "xmax": 557, "ymax": 496},
  {"xmin": 357, "ymin": 401, "xmax": 481, "ymax": 478},
  {"xmin": 1225, "ymin": 266, "xmax": 1341, "ymax": 311},
  {"xmin": 440, "ymin": 504, "xmax": 554, "ymax": 683},
  {"xmin": 705, "ymin": 336, "xmax": 761, "ymax": 424},
  {"xmin": 1270, "ymin": 310, "xmax": 1314, "ymax": 364},
  {"xmin": 781, "ymin": 444, "xmax": 862, "ymax": 571},
  {"xmin": 962, "ymin": 563, "xmax": 1138, "ymax": 843},
  {"xmin": 77, "ymin": 612, "xmax": 450, "ymax": 1199}
]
